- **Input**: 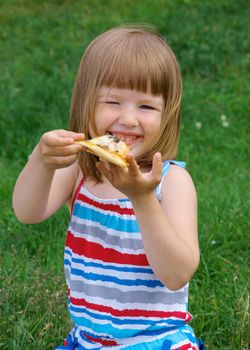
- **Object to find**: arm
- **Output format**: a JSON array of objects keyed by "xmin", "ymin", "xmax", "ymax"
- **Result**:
[
  {"xmin": 12, "ymin": 129, "xmax": 84, "ymax": 224},
  {"xmin": 131, "ymin": 164, "xmax": 199, "ymax": 291},
  {"xmin": 97, "ymin": 154, "xmax": 200, "ymax": 290}
]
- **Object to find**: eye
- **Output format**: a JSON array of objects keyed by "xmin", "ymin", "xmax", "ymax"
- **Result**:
[
  {"xmin": 140, "ymin": 105, "xmax": 155, "ymax": 110},
  {"xmin": 106, "ymin": 101, "xmax": 120, "ymax": 105}
]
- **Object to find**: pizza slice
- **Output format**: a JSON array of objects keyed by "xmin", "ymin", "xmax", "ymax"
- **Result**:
[{"xmin": 77, "ymin": 135, "xmax": 130, "ymax": 168}]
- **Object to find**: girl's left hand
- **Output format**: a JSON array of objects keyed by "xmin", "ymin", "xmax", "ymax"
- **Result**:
[{"xmin": 96, "ymin": 152, "xmax": 162, "ymax": 200}]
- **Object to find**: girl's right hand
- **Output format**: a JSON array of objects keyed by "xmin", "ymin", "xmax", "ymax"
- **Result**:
[{"xmin": 38, "ymin": 129, "xmax": 85, "ymax": 169}]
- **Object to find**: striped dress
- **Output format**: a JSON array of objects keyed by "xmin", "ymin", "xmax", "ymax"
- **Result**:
[{"xmin": 56, "ymin": 161, "xmax": 201, "ymax": 350}]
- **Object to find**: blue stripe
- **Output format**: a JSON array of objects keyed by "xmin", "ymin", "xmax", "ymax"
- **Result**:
[
  {"xmin": 64, "ymin": 258, "xmax": 154, "ymax": 275},
  {"xmin": 70, "ymin": 267, "xmax": 164, "ymax": 287},
  {"xmin": 64, "ymin": 250, "xmax": 154, "ymax": 274},
  {"xmin": 182, "ymin": 327, "xmax": 198, "ymax": 344},
  {"xmin": 135, "ymin": 327, "xmax": 176, "ymax": 338},
  {"xmin": 155, "ymin": 160, "xmax": 186, "ymax": 199},
  {"xmin": 70, "ymin": 305, "xmax": 153, "ymax": 325},
  {"xmin": 161, "ymin": 161, "xmax": 170, "ymax": 177},
  {"xmin": 70, "ymin": 305, "xmax": 185, "ymax": 328},
  {"xmin": 70, "ymin": 311, "xmax": 143, "ymax": 338},
  {"xmin": 71, "ymin": 313, "xmax": 138, "ymax": 339},
  {"xmin": 161, "ymin": 160, "xmax": 186, "ymax": 177},
  {"xmin": 73, "ymin": 204, "xmax": 140, "ymax": 233},
  {"xmin": 164, "ymin": 325, "xmax": 197, "ymax": 345},
  {"xmin": 70, "ymin": 267, "xmax": 163, "ymax": 287}
]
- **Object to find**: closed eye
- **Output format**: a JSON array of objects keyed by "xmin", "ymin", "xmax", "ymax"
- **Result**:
[
  {"xmin": 140, "ymin": 105, "xmax": 156, "ymax": 110},
  {"xmin": 106, "ymin": 101, "xmax": 120, "ymax": 105}
]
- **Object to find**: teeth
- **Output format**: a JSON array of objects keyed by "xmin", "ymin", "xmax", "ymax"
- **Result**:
[{"xmin": 111, "ymin": 133, "xmax": 137, "ymax": 143}]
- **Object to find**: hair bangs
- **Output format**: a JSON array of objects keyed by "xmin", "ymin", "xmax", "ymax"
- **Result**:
[{"xmin": 99, "ymin": 34, "xmax": 167, "ymax": 96}]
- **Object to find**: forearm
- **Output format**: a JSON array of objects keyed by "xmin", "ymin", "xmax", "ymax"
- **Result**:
[
  {"xmin": 13, "ymin": 130, "xmax": 84, "ymax": 224},
  {"xmin": 131, "ymin": 193, "xmax": 199, "ymax": 290},
  {"xmin": 12, "ymin": 146, "xmax": 55, "ymax": 223}
]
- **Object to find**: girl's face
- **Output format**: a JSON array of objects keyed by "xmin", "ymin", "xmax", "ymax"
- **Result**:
[{"xmin": 90, "ymin": 86, "xmax": 163, "ymax": 158}]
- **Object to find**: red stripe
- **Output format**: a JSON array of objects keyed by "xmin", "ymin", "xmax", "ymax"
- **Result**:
[
  {"xmin": 66, "ymin": 230, "xmax": 148, "ymax": 266},
  {"xmin": 84, "ymin": 333, "xmax": 118, "ymax": 346},
  {"xmin": 78, "ymin": 192, "xmax": 134, "ymax": 215},
  {"xmin": 70, "ymin": 296, "xmax": 187, "ymax": 320},
  {"xmin": 175, "ymin": 344, "xmax": 197, "ymax": 350}
]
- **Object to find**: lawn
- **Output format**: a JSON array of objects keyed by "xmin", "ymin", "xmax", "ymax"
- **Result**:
[{"xmin": 0, "ymin": 0, "xmax": 249, "ymax": 349}]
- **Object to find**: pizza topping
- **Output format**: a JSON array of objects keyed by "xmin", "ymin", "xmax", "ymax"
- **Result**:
[{"xmin": 90, "ymin": 135, "xmax": 130, "ymax": 156}]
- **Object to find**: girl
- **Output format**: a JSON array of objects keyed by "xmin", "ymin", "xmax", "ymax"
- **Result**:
[{"xmin": 13, "ymin": 25, "xmax": 203, "ymax": 349}]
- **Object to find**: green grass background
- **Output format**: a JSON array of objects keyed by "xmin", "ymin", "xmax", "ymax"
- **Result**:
[{"xmin": 0, "ymin": 0, "xmax": 249, "ymax": 349}]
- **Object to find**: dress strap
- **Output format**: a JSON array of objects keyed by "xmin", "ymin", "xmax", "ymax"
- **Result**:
[
  {"xmin": 70, "ymin": 177, "xmax": 85, "ymax": 215},
  {"xmin": 155, "ymin": 160, "xmax": 186, "ymax": 200}
]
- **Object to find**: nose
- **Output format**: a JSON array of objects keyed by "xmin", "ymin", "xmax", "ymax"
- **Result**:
[{"xmin": 118, "ymin": 106, "xmax": 138, "ymax": 127}]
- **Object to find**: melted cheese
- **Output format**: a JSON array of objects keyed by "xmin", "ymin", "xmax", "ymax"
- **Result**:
[{"xmin": 90, "ymin": 135, "xmax": 129, "ymax": 155}]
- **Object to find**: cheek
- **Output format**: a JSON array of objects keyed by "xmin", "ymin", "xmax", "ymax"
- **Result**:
[
  {"xmin": 91, "ymin": 106, "xmax": 105, "ymax": 136},
  {"xmin": 146, "ymin": 116, "xmax": 161, "ymax": 135},
  {"xmin": 95, "ymin": 106, "xmax": 117, "ymax": 132},
  {"xmin": 88, "ymin": 110, "xmax": 99, "ymax": 137},
  {"xmin": 88, "ymin": 123, "xmax": 95, "ymax": 138}
]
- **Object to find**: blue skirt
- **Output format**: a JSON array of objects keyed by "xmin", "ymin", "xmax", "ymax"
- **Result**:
[{"xmin": 55, "ymin": 324, "xmax": 205, "ymax": 349}]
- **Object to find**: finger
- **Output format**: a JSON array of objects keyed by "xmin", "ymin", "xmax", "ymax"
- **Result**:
[
  {"xmin": 151, "ymin": 152, "xmax": 162, "ymax": 182},
  {"xmin": 109, "ymin": 162, "xmax": 126, "ymax": 177},
  {"xmin": 45, "ymin": 154, "xmax": 78, "ymax": 168},
  {"xmin": 42, "ymin": 143, "xmax": 83, "ymax": 157},
  {"xmin": 126, "ymin": 154, "xmax": 141, "ymax": 176},
  {"xmin": 55, "ymin": 129, "xmax": 85, "ymax": 140},
  {"xmin": 43, "ymin": 131, "xmax": 85, "ymax": 147},
  {"xmin": 72, "ymin": 132, "xmax": 85, "ymax": 141},
  {"xmin": 42, "ymin": 133, "xmax": 74, "ymax": 147}
]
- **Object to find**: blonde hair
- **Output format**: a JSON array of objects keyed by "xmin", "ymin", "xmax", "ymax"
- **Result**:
[{"xmin": 70, "ymin": 24, "xmax": 182, "ymax": 182}]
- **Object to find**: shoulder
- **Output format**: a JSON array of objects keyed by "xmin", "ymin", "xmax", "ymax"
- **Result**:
[
  {"xmin": 160, "ymin": 165, "xmax": 198, "ymax": 251},
  {"xmin": 161, "ymin": 164, "xmax": 197, "ymax": 204},
  {"xmin": 164, "ymin": 163, "xmax": 195, "ymax": 185}
]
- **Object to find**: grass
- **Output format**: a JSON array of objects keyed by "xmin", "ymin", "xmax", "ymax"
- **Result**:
[{"xmin": 0, "ymin": 0, "xmax": 249, "ymax": 349}]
